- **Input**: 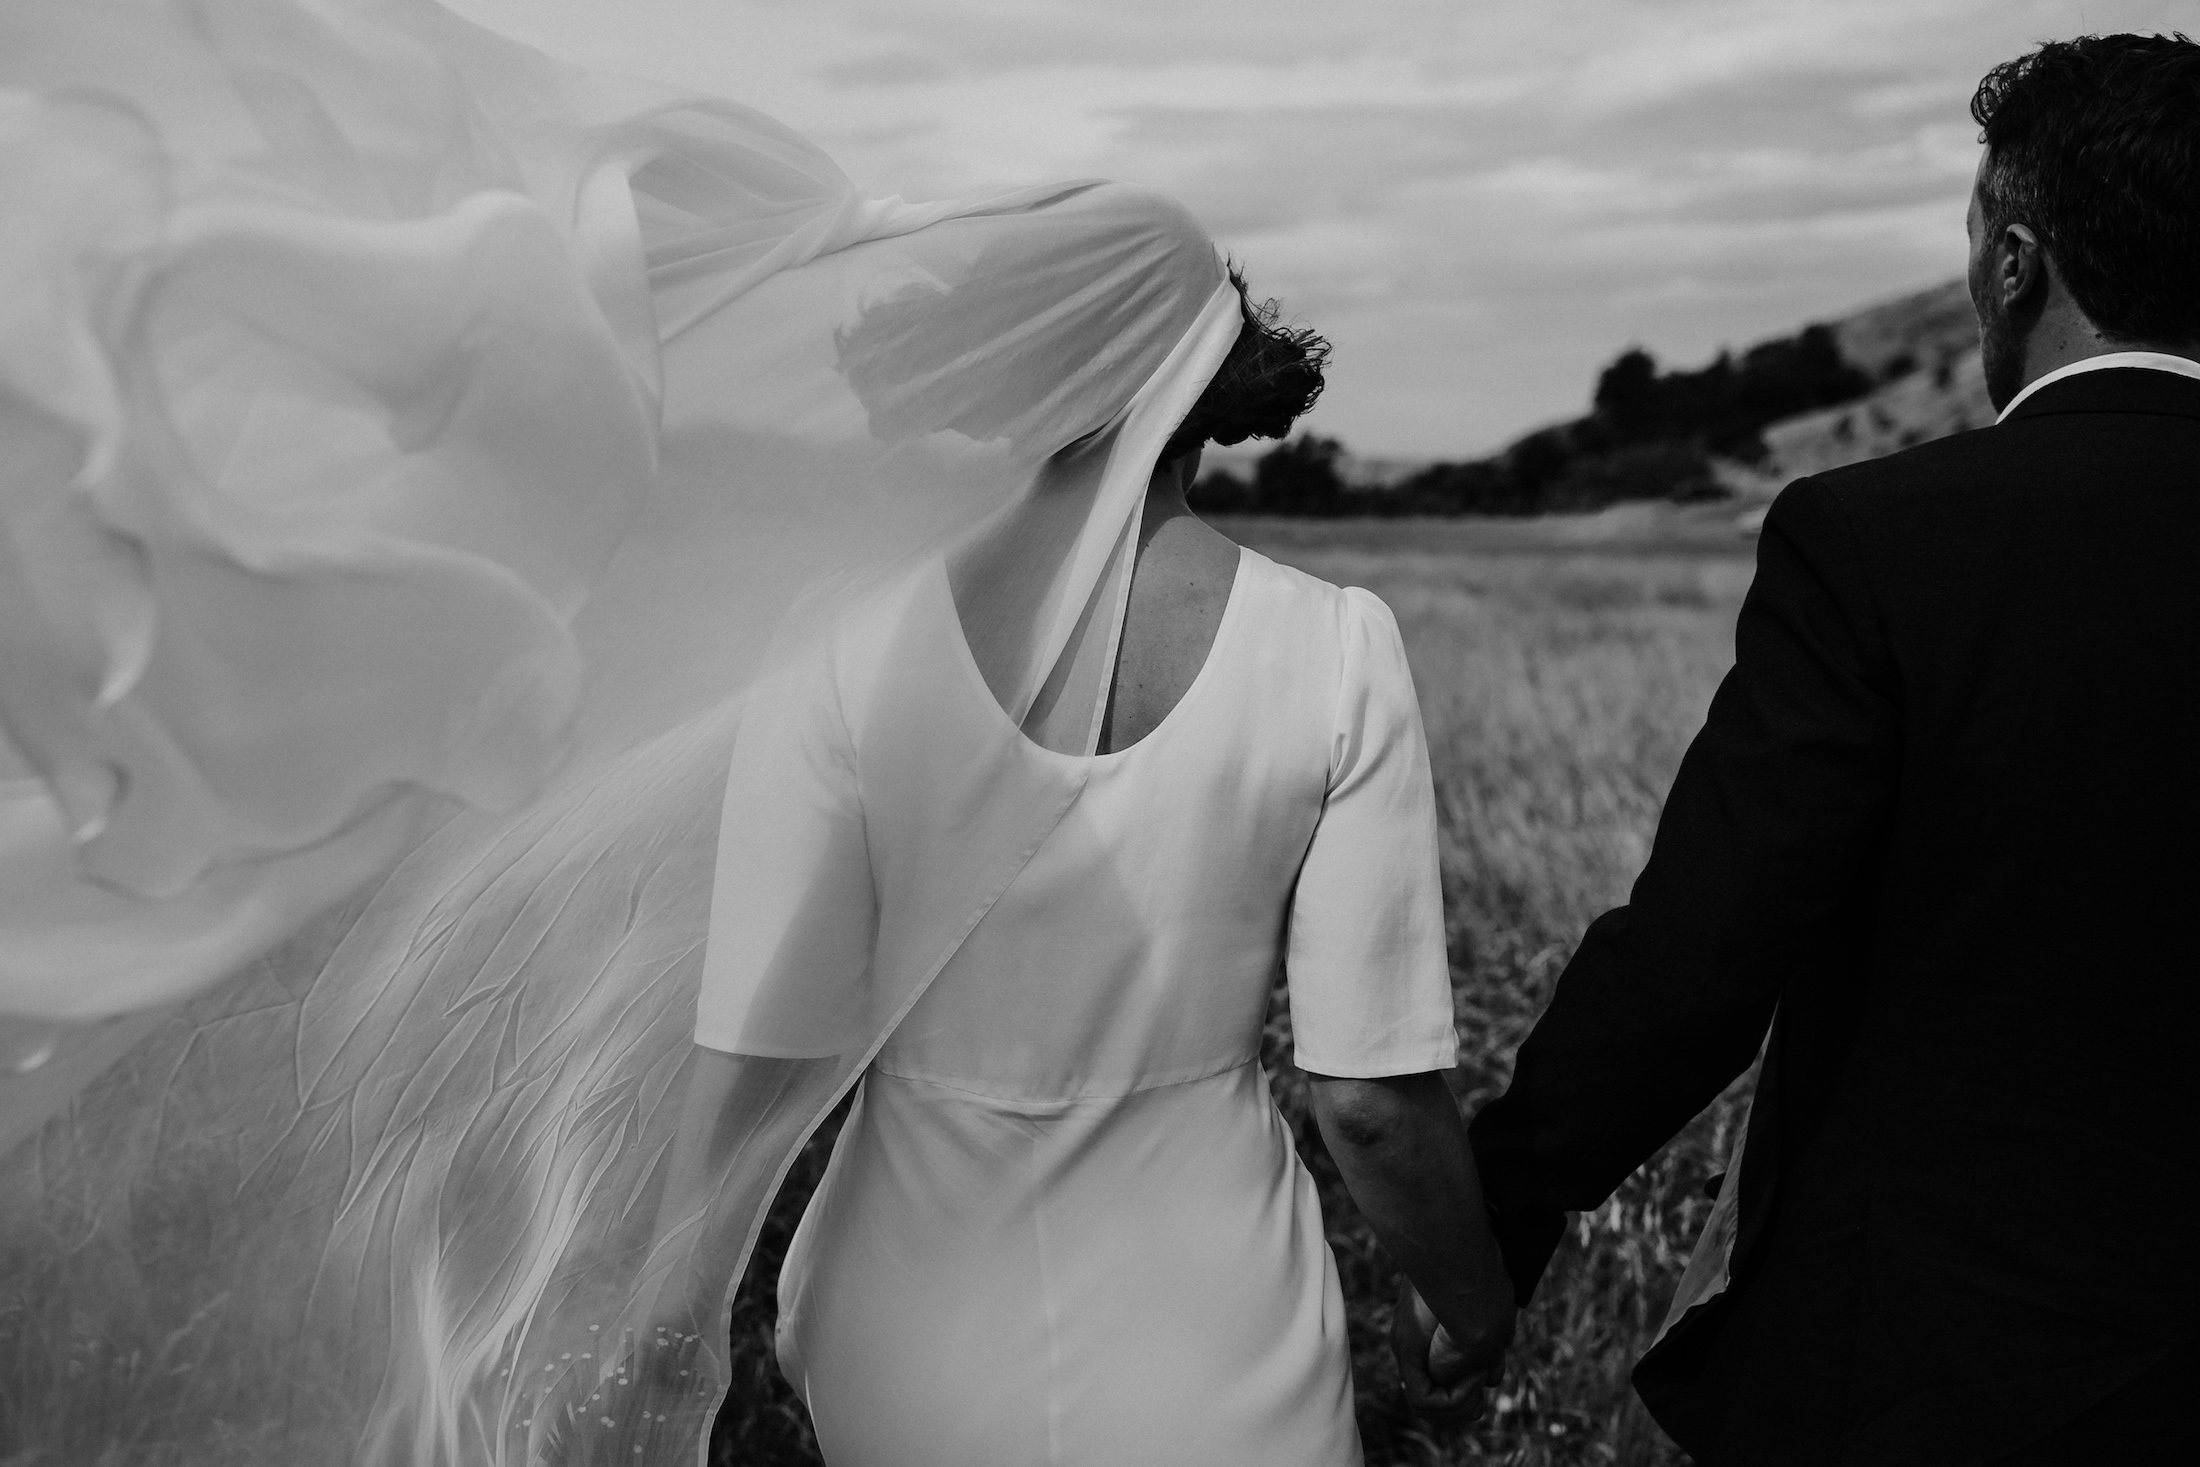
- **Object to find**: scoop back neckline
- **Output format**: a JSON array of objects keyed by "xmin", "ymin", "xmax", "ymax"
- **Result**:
[{"xmin": 947, "ymin": 543, "xmax": 1253, "ymax": 764}]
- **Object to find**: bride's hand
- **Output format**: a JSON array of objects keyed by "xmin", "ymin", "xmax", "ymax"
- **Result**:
[
  {"xmin": 630, "ymin": 1318, "xmax": 710, "ymax": 1393},
  {"xmin": 529, "ymin": 1322, "xmax": 710, "ymax": 1466},
  {"xmin": 1392, "ymin": 1281, "xmax": 1501, "ymax": 1425},
  {"xmin": 1428, "ymin": 1319, "xmax": 1472, "ymax": 1383}
]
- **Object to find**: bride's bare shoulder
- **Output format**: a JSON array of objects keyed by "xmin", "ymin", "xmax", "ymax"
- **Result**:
[{"xmin": 1151, "ymin": 511, "xmax": 1242, "ymax": 586}]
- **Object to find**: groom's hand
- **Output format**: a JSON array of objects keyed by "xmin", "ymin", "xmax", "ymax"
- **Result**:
[{"xmin": 1392, "ymin": 1281, "xmax": 1500, "ymax": 1425}]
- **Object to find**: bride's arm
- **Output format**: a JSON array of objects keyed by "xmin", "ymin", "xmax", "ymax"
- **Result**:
[
  {"xmin": 654, "ymin": 1048, "xmax": 829, "ymax": 1242},
  {"xmin": 653, "ymin": 1046, "xmax": 751, "ymax": 1242},
  {"xmin": 641, "ymin": 1045, "xmax": 835, "ymax": 1341},
  {"xmin": 1308, "ymin": 1070, "xmax": 1517, "ymax": 1388}
]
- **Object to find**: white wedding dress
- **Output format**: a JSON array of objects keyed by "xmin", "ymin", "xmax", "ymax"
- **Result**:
[{"xmin": 701, "ymin": 553, "xmax": 1457, "ymax": 1465}]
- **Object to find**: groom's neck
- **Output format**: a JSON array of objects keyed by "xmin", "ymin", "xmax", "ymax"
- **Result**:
[{"xmin": 2014, "ymin": 291, "xmax": 2200, "ymax": 392}]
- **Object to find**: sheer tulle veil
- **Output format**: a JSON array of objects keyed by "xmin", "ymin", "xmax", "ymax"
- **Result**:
[{"xmin": 0, "ymin": 1, "xmax": 1241, "ymax": 1461}]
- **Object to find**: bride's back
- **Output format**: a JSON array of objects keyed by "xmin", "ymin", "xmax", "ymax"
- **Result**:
[
  {"xmin": 786, "ymin": 523, "xmax": 1451, "ymax": 1466},
  {"xmin": 1097, "ymin": 486, "xmax": 1241, "ymax": 755},
  {"xmin": 873, "ymin": 543, "xmax": 1352, "ymax": 1100}
]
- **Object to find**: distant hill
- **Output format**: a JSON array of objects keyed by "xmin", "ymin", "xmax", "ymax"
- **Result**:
[
  {"xmin": 1757, "ymin": 280, "xmax": 1993, "ymax": 482},
  {"xmin": 1827, "ymin": 277, "xmax": 1980, "ymax": 379},
  {"xmin": 1195, "ymin": 279, "xmax": 1993, "ymax": 520}
]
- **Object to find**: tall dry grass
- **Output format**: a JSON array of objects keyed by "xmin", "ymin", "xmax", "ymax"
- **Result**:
[
  {"xmin": 0, "ymin": 1107, "xmax": 359, "ymax": 1466},
  {"xmin": 2, "ymin": 512, "xmax": 1762, "ymax": 1467},
  {"xmin": 709, "ymin": 512, "xmax": 1764, "ymax": 1466}
]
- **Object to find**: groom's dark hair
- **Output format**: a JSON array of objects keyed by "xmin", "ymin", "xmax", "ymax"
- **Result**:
[{"xmin": 1971, "ymin": 33, "xmax": 2200, "ymax": 345}]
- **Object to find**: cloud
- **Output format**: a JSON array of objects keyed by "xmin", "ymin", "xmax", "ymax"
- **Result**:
[
  {"xmin": 825, "ymin": 0, "xmax": 1435, "ymax": 75},
  {"xmin": 816, "ymin": 51, "xmax": 953, "ymax": 88},
  {"xmin": 445, "ymin": 0, "xmax": 2189, "ymax": 454}
]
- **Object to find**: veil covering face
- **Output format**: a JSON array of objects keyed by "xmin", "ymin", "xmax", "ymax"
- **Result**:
[{"xmin": 0, "ymin": 1, "xmax": 1242, "ymax": 1462}]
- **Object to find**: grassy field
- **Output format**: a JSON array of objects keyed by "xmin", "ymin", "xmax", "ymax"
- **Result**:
[
  {"xmin": 712, "ymin": 507, "xmax": 1766, "ymax": 1467},
  {"xmin": 0, "ymin": 505, "xmax": 1764, "ymax": 1467}
]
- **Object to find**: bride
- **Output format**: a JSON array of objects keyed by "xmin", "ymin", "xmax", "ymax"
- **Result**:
[
  {"xmin": 0, "ymin": 0, "xmax": 1512, "ymax": 1461},
  {"xmin": 664, "ymin": 263, "xmax": 1519, "ymax": 1461}
]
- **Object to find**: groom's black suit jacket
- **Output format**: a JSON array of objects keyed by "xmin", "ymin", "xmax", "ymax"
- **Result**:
[{"xmin": 1468, "ymin": 367, "xmax": 2198, "ymax": 1466}]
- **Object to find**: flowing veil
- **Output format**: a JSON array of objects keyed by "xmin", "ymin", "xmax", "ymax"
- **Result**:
[{"xmin": 0, "ymin": 2, "xmax": 1241, "ymax": 1462}]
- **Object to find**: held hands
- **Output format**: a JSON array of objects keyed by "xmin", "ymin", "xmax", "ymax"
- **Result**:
[
  {"xmin": 1302, "ymin": 1070, "xmax": 1519, "ymax": 1426},
  {"xmin": 1391, "ymin": 1281, "xmax": 1508, "ymax": 1425}
]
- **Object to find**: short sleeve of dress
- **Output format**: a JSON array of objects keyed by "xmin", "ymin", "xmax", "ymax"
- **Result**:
[
  {"xmin": 1284, "ymin": 587, "xmax": 1457, "ymax": 1078},
  {"xmin": 694, "ymin": 643, "xmax": 878, "ymax": 1058}
]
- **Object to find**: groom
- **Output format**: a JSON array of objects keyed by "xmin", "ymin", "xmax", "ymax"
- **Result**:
[{"xmin": 1462, "ymin": 33, "xmax": 2199, "ymax": 1466}]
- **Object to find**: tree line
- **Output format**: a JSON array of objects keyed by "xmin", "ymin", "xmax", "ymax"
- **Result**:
[{"xmin": 1190, "ymin": 323, "xmax": 1880, "ymax": 518}]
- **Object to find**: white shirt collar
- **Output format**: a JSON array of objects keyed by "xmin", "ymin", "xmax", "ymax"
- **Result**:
[{"xmin": 1996, "ymin": 351, "xmax": 2200, "ymax": 422}]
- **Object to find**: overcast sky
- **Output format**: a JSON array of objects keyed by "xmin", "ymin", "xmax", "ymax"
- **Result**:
[{"xmin": 443, "ymin": 0, "xmax": 2187, "ymax": 457}]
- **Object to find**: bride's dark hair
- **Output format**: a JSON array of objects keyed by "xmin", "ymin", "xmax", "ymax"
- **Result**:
[{"xmin": 1161, "ymin": 266, "xmax": 1330, "ymax": 463}]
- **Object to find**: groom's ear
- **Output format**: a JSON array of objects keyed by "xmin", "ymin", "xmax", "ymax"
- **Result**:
[{"xmin": 1992, "ymin": 220, "xmax": 2051, "ymax": 319}]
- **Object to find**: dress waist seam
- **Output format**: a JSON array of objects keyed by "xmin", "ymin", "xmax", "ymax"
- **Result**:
[{"xmin": 866, "ymin": 1053, "xmax": 1258, "ymax": 1105}]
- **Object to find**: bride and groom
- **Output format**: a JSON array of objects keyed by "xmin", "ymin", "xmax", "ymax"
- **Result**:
[
  {"xmin": 678, "ymin": 31, "xmax": 2199, "ymax": 1466},
  {"xmin": 1, "ymin": 8, "xmax": 2192, "ymax": 1465}
]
